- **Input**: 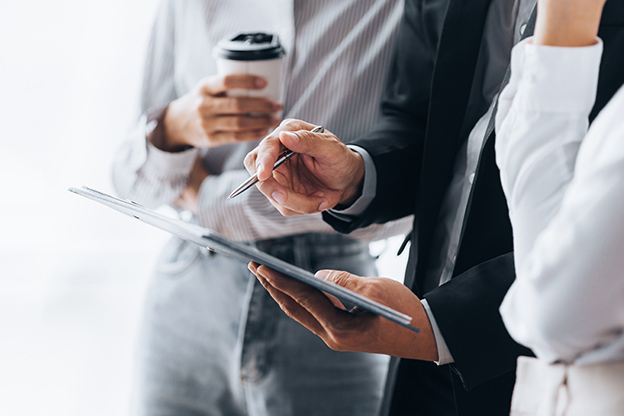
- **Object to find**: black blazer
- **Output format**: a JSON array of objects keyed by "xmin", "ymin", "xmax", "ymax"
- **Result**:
[{"xmin": 324, "ymin": 0, "xmax": 624, "ymax": 415}]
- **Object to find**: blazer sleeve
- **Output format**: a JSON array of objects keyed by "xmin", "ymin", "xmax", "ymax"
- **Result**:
[
  {"xmin": 323, "ymin": 0, "xmax": 447, "ymax": 233},
  {"xmin": 424, "ymin": 253, "xmax": 533, "ymax": 390}
]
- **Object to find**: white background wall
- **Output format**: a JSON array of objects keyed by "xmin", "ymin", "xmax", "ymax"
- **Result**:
[
  {"xmin": 0, "ymin": 2, "xmax": 408, "ymax": 415},
  {"xmin": 0, "ymin": 1, "xmax": 164, "ymax": 415}
]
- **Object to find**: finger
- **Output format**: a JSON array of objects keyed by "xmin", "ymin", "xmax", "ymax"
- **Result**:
[
  {"xmin": 253, "ymin": 135, "xmax": 284, "ymax": 181},
  {"xmin": 244, "ymin": 148, "xmax": 260, "ymax": 176},
  {"xmin": 320, "ymin": 291, "xmax": 347, "ymax": 311},
  {"xmin": 248, "ymin": 262, "xmax": 260, "ymax": 274},
  {"xmin": 257, "ymin": 273, "xmax": 325, "ymax": 333},
  {"xmin": 316, "ymin": 269, "xmax": 362, "ymax": 288},
  {"xmin": 203, "ymin": 115, "xmax": 280, "ymax": 133},
  {"xmin": 316, "ymin": 269, "xmax": 370, "ymax": 301},
  {"xmin": 203, "ymin": 96, "xmax": 282, "ymax": 116},
  {"xmin": 255, "ymin": 175, "xmax": 329, "ymax": 215},
  {"xmin": 200, "ymin": 74, "xmax": 267, "ymax": 96},
  {"xmin": 257, "ymin": 266, "xmax": 336, "ymax": 337},
  {"xmin": 254, "ymin": 119, "xmax": 317, "ymax": 180}
]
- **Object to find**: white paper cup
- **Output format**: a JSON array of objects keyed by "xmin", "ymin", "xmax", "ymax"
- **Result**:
[{"xmin": 214, "ymin": 33, "xmax": 286, "ymax": 101}]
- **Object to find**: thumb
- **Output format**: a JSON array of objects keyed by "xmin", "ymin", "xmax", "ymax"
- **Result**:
[
  {"xmin": 315, "ymin": 269, "xmax": 361, "ymax": 289},
  {"xmin": 315, "ymin": 269, "xmax": 355, "ymax": 311}
]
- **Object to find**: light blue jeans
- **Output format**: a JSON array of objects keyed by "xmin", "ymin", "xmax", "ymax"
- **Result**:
[{"xmin": 135, "ymin": 233, "xmax": 390, "ymax": 416}]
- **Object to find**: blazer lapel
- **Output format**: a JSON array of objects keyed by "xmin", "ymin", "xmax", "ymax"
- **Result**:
[
  {"xmin": 405, "ymin": 0, "xmax": 493, "ymax": 292},
  {"xmin": 453, "ymin": 5, "xmax": 537, "ymax": 276}
]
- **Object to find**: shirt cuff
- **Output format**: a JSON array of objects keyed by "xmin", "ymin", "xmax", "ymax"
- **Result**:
[
  {"xmin": 328, "ymin": 145, "xmax": 377, "ymax": 220},
  {"xmin": 515, "ymin": 37, "xmax": 603, "ymax": 113},
  {"xmin": 421, "ymin": 299, "xmax": 455, "ymax": 365},
  {"xmin": 143, "ymin": 140, "xmax": 199, "ymax": 178}
]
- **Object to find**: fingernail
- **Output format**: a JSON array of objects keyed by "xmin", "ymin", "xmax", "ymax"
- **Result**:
[
  {"xmin": 272, "ymin": 191, "xmax": 285, "ymax": 204},
  {"xmin": 248, "ymin": 263, "xmax": 256, "ymax": 273},
  {"xmin": 315, "ymin": 270, "xmax": 331, "ymax": 280},
  {"xmin": 255, "ymin": 78, "xmax": 267, "ymax": 88},
  {"xmin": 318, "ymin": 201, "xmax": 329, "ymax": 211}
]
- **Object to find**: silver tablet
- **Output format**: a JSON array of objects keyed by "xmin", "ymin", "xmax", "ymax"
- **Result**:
[{"xmin": 69, "ymin": 186, "xmax": 418, "ymax": 332}]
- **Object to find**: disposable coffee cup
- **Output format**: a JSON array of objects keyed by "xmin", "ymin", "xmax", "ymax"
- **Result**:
[{"xmin": 214, "ymin": 32, "xmax": 286, "ymax": 101}]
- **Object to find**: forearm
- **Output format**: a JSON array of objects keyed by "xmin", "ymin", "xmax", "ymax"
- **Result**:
[
  {"xmin": 112, "ymin": 123, "xmax": 197, "ymax": 208},
  {"xmin": 112, "ymin": 0, "xmax": 183, "ymax": 206},
  {"xmin": 501, "ymin": 152, "xmax": 624, "ymax": 363},
  {"xmin": 495, "ymin": 39, "xmax": 602, "ymax": 263},
  {"xmin": 534, "ymin": 0, "xmax": 605, "ymax": 47}
]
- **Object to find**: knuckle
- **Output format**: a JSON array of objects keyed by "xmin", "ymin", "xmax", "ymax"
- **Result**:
[
  {"xmin": 327, "ymin": 327, "xmax": 353, "ymax": 351},
  {"xmin": 234, "ymin": 117, "xmax": 247, "ymax": 129},
  {"xmin": 231, "ymin": 99, "xmax": 245, "ymax": 113},
  {"xmin": 296, "ymin": 291, "xmax": 318, "ymax": 310},
  {"xmin": 201, "ymin": 120, "xmax": 216, "ymax": 134},
  {"xmin": 198, "ymin": 99, "xmax": 214, "ymax": 114},
  {"xmin": 232, "ymin": 131, "xmax": 249, "ymax": 141},
  {"xmin": 281, "ymin": 118, "xmax": 297, "ymax": 127},
  {"xmin": 359, "ymin": 279, "xmax": 384, "ymax": 301},
  {"xmin": 329, "ymin": 271, "xmax": 353, "ymax": 287}
]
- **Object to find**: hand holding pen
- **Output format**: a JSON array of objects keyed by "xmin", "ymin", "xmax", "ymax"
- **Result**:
[
  {"xmin": 229, "ymin": 125, "xmax": 325, "ymax": 199},
  {"xmin": 238, "ymin": 119, "xmax": 366, "ymax": 216}
]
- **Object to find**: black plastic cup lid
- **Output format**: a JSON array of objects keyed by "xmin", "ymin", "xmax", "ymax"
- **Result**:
[{"xmin": 214, "ymin": 33, "xmax": 286, "ymax": 61}]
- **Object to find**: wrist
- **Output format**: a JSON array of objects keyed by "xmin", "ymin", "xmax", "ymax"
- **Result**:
[
  {"xmin": 147, "ymin": 104, "xmax": 193, "ymax": 153},
  {"xmin": 338, "ymin": 152, "xmax": 365, "ymax": 207}
]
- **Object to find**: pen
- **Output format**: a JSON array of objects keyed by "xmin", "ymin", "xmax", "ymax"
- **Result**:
[{"xmin": 227, "ymin": 125, "xmax": 325, "ymax": 199}]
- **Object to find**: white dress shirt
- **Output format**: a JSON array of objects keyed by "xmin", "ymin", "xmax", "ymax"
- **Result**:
[
  {"xmin": 497, "ymin": 38, "xmax": 624, "ymax": 365},
  {"xmin": 112, "ymin": 0, "xmax": 413, "ymax": 243}
]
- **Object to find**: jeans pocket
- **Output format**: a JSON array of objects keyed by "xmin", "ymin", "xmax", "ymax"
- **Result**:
[{"xmin": 154, "ymin": 237, "xmax": 201, "ymax": 278}]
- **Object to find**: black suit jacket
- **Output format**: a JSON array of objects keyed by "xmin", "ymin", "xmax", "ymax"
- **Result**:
[{"xmin": 324, "ymin": 0, "xmax": 624, "ymax": 415}]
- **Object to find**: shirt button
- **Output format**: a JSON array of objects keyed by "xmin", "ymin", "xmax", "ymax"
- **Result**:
[{"xmin": 520, "ymin": 23, "xmax": 527, "ymax": 36}]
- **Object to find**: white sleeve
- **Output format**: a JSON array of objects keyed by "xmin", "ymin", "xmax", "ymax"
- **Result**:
[
  {"xmin": 495, "ymin": 38, "xmax": 603, "ymax": 266},
  {"xmin": 111, "ymin": 0, "xmax": 199, "ymax": 208},
  {"xmin": 495, "ymin": 39, "xmax": 624, "ymax": 363}
]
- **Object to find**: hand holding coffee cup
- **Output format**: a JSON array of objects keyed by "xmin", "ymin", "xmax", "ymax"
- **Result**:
[
  {"xmin": 150, "ymin": 33, "xmax": 285, "ymax": 152},
  {"xmin": 214, "ymin": 32, "xmax": 286, "ymax": 101}
]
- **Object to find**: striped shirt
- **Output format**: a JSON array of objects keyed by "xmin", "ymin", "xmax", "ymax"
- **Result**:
[{"xmin": 112, "ymin": 0, "xmax": 412, "ymax": 242}]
